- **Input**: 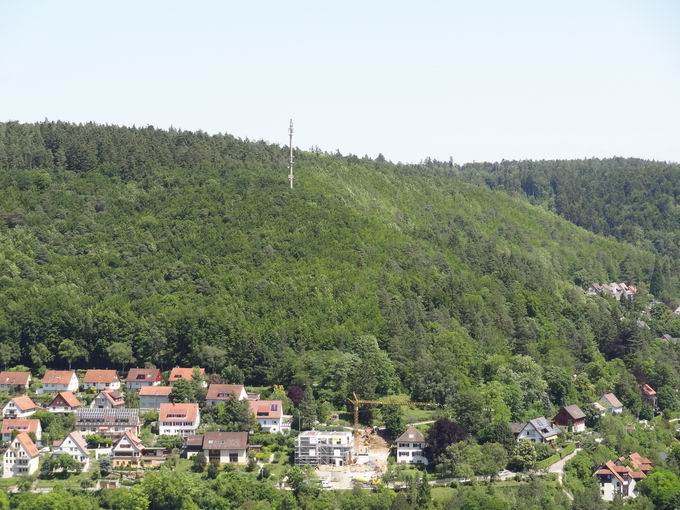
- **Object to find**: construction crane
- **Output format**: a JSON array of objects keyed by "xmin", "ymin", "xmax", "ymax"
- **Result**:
[{"xmin": 347, "ymin": 393, "xmax": 438, "ymax": 434}]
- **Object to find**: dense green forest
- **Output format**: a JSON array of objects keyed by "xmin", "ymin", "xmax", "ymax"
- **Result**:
[
  {"xmin": 449, "ymin": 158, "xmax": 680, "ymax": 272},
  {"xmin": 0, "ymin": 121, "xmax": 679, "ymax": 421}
]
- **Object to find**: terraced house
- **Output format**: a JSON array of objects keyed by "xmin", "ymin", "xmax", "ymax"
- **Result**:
[{"xmin": 75, "ymin": 408, "xmax": 140, "ymax": 438}]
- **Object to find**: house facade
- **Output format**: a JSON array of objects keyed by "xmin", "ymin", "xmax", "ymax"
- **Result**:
[
  {"xmin": 516, "ymin": 417, "xmax": 561, "ymax": 443},
  {"xmin": 125, "ymin": 368, "xmax": 162, "ymax": 390},
  {"xmin": 206, "ymin": 384, "xmax": 248, "ymax": 406},
  {"xmin": 598, "ymin": 393, "xmax": 624, "ymax": 415},
  {"xmin": 75, "ymin": 408, "xmax": 140, "ymax": 438},
  {"xmin": 184, "ymin": 432, "xmax": 249, "ymax": 464},
  {"xmin": 159, "ymin": 403, "xmax": 200, "ymax": 436},
  {"xmin": 53, "ymin": 431, "xmax": 90, "ymax": 472},
  {"xmin": 0, "ymin": 371, "xmax": 31, "ymax": 393},
  {"xmin": 82, "ymin": 370, "xmax": 120, "ymax": 391},
  {"xmin": 249, "ymin": 400, "xmax": 290, "ymax": 433},
  {"xmin": 39, "ymin": 370, "xmax": 79, "ymax": 393},
  {"xmin": 139, "ymin": 386, "xmax": 172, "ymax": 410},
  {"xmin": 112, "ymin": 431, "xmax": 169, "ymax": 469},
  {"xmin": 395, "ymin": 425, "xmax": 429, "ymax": 465},
  {"xmin": 295, "ymin": 430, "xmax": 353, "ymax": 466},
  {"xmin": 640, "ymin": 384, "xmax": 657, "ymax": 409},
  {"xmin": 90, "ymin": 390, "xmax": 125, "ymax": 409},
  {"xmin": 553, "ymin": 405, "xmax": 587, "ymax": 433},
  {"xmin": 2, "ymin": 433, "xmax": 39, "ymax": 478},
  {"xmin": 2, "ymin": 396, "xmax": 39, "ymax": 418},
  {"xmin": 1, "ymin": 419, "xmax": 42, "ymax": 443},
  {"xmin": 47, "ymin": 392, "xmax": 81, "ymax": 413}
]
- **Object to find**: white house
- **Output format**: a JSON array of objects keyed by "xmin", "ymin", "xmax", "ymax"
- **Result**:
[
  {"xmin": 184, "ymin": 432, "xmax": 249, "ymax": 464},
  {"xmin": 159, "ymin": 403, "xmax": 200, "ymax": 437},
  {"xmin": 249, "ymin": 400, "xmax": 290, "ymax": 433},
  {"xmin": 139, "ymin": 386, "xmax": 172, "ymax": 410},
  {"xmin": 90, "ymin": 390, "xmax": 125, "ymax": 409},
  {"xmin": 2, "ymin": 396, "xmax": 39, "ymax": 418},
  {"xmin": 594, "ymin": 454, "xmax": 652, "ymax": 502},
  {"xmin": 53, "ymin": 431, "xmax": 90, "ymax": 472},
  {"xmin": 125, "ymin": 368, "xmax": 162, "ymax": 390},
  {"xmin": 597, "ymin": 393, "xmax": 624, "ymax": 415},
  {"xmin": 295, "ymin": 430, "xmax": 354, "ymax": 466},
  {"xmin": 205, "ymin": 384, "xmax": 248, "ymax": 406},
  {"xmin": 39, "ymin": 370, "xmax": 79, "ymax": 394},
  {"xmin": 0, "ymin": 371, "xmax": 31, "ymax": 393},
  {"xmin": 516, "ymin": 417, "xmax": 561, "ymax": 443},
  {"xmin": 1, "ymin": 419, "xmax": 42, "ymax": 443},
  {"xmin": 3, "ymin": 433, "xmax": 39, "ymax": 478},
  {"xmin": 82, "ymin": 370, "xmax": 120, "ymax": 391},
  {"xmin": 395, "ymin": 425, "xmax": 429, "ymax": 465},
  {"xmin": 47, "ymin": 392, "xmax": 82, "ymax": 413}
]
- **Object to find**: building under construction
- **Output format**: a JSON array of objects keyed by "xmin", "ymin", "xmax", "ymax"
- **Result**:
[{"xmin": 295, "ymin": 430, "xmax": 354, "ymax": 467}]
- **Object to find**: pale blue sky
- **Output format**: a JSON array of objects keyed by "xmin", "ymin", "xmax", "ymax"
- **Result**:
[{"xmin": 1, "ymin": 1, "xmax": 679, "ymax": 163}]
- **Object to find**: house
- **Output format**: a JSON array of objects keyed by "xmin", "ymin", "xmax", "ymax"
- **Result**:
[
  {"xmin": 395, "ymin": 425, "xmax": 429, "ymax": 465},
  {"xmin": 159, "ymin": 403, "xmax": 200, "ymax": 436},
  {"xmin": 184, "ymin": 432, "xmax": 249, "ymax": 464},
  {"xmin": 1, "ymin": 418, "xmax": 42, "ymax": 443},
  {"xmin": 168, "ymin": 367, "xmax": 207, "ymax": 387},
  {"xmin": 598, "ymin": 393, "xmax": 624, "ymax": 415},
  {"xmin": 510, "ymin": 422, "xmax": 525, "ymax": 440},
  {"xmin": 112, "ymin": 431, "xmax": 168, "ymax": 469},
  {"xmin": 75, "ymin": 408, "xmax": 140, "ymax": 438},
  {"xmin": 2, "ymin": 432, "xmax": 39, "ymax": 478},
  {"xmin": 53, "ymin": 431, "xmax": 90, "ymax": 472},
  {"xmin": 249, "ymin": 400, "xmax": 290, "ymax": 433},
  {"xmin": 2, "ymin": 396, "xmax": 40, "ymax": 419},
  {"xmin": 586, "ymin": 282, "xmax": 638, "ymax": 301},
  {"xmin": 640, "ymin": 384, "xmax": 657, "ymax": 409},
  {"xmin": 39, "ymin": 370, "xmax": 79, "ymax": 393},
  {"xmin": 82, "ymin": 370, "xmax": 120, "ymax": 391},
  {"xmin": 90, "ymin": 390, "xmax": 125, "ymax": 409},
  {"xmin": 47, "ymin": 391, "xmax": 82, "ymax": 413},
  {"xmin": 0, "ymin": 371, "xmax": 31, "ymax": 393},
  {"xmin": 516, "ymin": 417, "xmax": 561, "ymax": 443},
  {"xmin": 206, "ymin": 384, "xmax": 248, "ymax": 405},
  {"xmin": 125, "ymin": 368, "xmax": 162, "ymax": 390},
  {"xmin": 139, "ymin": 386, "xmax": 172, "ymax": 410},
  {"xmin": 594, "ymin": 453, "xmax": 652, "ymax": 501},
  {"xmin": 295, "ymin": 430, "xmax": 354, "ymax": 466},
  {"xmin": 553, "ymin": 405, "xmax": 587, "ymax": 433}
]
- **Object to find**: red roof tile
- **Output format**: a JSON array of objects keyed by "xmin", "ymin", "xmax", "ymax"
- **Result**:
[
  {"xmin": 0, "ymin": 371, "xmax": 30, "ymax": 386},
  {"xmin": 2, "ymin": 418, "xmax": 41, "ymax": 434},
  {"xmin": 15, "ymin": 432, "xmax": 39, "ymax": 458},
  {"xmin": 83, "ymin": 369, "xmax": 119, "ymax": 384},
  {"xmin": 139, "ymin": 386, "xmax": 172, "ymax": 396},
  {"xmin": 249, "ymin": 400, "xmax": 282, "ymax": 419},
  {"xmin": 159, "ymin": 403, "xmax": 199, "ymax": 423},
  {"xmin": 42, "ymin": 370, "xmax": 76, "ymax": 385},
  {"xmin": 169, "ymin": 367, "xmax": 205, "ymax": 382}
]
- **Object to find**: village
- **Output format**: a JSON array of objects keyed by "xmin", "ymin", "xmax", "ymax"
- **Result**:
[{"xmin": 0, "ymin": 347, "xmax": 671, "ymax": 503}]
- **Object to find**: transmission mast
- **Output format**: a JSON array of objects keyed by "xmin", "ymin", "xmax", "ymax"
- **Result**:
[{"xmin": 288, "ymin": 119, "xmax": 294, "ymax": 189}]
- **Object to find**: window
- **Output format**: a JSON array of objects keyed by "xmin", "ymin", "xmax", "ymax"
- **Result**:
[{"xmin": 229, "ymin": 453, "xmax": 238, "ymax": 463}]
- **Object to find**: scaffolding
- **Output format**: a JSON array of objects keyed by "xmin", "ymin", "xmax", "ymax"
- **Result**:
[{"xmin": 295, "ymin": 430, "xmax": 353, "ymax": 466}]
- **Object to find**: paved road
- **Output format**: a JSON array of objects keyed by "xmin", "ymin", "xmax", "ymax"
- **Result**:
[{"xmin": 547, "ymin": 448, "xmax": 581, "ymax": 501}]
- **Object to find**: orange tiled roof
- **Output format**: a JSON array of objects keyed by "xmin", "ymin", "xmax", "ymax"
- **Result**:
[
  {"xmin": 2, "ymin": 418, "xmax": 41, "ymax": 434},
  {"xmin": 0, "ymin": 371, "xmax": 30, "ymax": 386},
  {"xmin": 139, "ymin": 386, "xmax": 172, "ymax": 396},
  {"xmin": 42, "ymin": 370, "xmax": 76, "ymax": 385},
  {"xmin": 83, "ymin": 369, "xmax": 119, "ymax": 384},
  {"xmin": 15, "ymin": 432, "xmax": 39, "ymax": 458},
  {"xmin": 249, "ymin": 400, "xmax": 283, "ymax": 419},
  {"xmin": 169, "ymin": 367, "xmax": 205, "ymax": 382},
  {"xmin": 50, "ymin": 391, "xmax": 81, "ymax": 408},
  {"xmin": 159, "ymin": 403, "xmax": 199, "ymax": 423},
  {"xmin": 10, "ymin": 396, "xmax": 39, "ymax": 412}
]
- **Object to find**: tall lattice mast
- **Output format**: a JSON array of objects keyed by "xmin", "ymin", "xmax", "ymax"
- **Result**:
[{"xmin": 288, "ymin": 119, "xmax": 294, "ymax": 189}]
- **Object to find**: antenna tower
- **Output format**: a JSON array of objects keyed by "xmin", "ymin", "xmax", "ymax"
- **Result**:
[{"xmin": 288, "ymin": 119, "xmax": 294, "ymax": 189}]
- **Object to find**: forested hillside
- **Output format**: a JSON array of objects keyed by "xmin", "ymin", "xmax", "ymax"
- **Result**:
[
  {"xmin": 451, "ymin": 158, "xmax": 680, "ymax": 293},
  {"xmin": 0, "ymin": 121, "xmax": 678, "ymax": 422}
]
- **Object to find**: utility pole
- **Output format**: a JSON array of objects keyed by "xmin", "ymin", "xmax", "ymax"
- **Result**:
[{"xmin": 288, "ymin": 119, "xmax": 294, "ymax": 189}]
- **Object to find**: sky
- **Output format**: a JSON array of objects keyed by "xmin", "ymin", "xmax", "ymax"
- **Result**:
[{"xmin": 1, "ymin": 1, "xmax": 679, "ymax": 164}]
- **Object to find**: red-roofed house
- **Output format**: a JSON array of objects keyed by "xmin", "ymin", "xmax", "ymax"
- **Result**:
[
  {"xmin": 206, "ymin": 384, "xmax": 248, "ymax": 406},
  {"xmin": 3, "ymin": 432, "xmax": 39, "ymax": 478},
  {"xmin": 594, "ymin": 453, "xmax": 652, "ymax": 501},
  {"xmin": 82, "ymin": 370, "xmax": 120, "ymax": 391},
  {"xmin": 159, "ymin": 403, "xmax": 200, "ymax": 437},
  {"xmin": 1, "ymin": 418, "xmax": 42, "ymax": 443},
  {"xmin": 168, "ymin": 367, "xmax": 207, "ymax": 387},
  {"xmin": 640, "ymin": 384, "xmax": 657, "ymax": 409},
  {"xmin": 0, "ymin": 371, "xmax": 31, "ymax": 393},
  {"xmin": 47, "ymin": 392, "xmax": 81, "ymax": 413},
  {"xmin": 90, "ymin": 390, "xmax": 125, "ymax": 409},
  {"xmin": 249, "ymin": 400, "xmax": 290, "ymax": 433},
  {"xmin": 2, "ymin": 396, "xmax": 39, "ymax": 418},
  {"xmin": 125, "ymin": 368, "xmax": 162, "ymax": 390},
  {"xmin": 39, "ymin": 370, "xmax": 79, "ymax": 393},
  {"xmin": 139, "ymin": 386, "xmax": 172, "ymax": 410}
]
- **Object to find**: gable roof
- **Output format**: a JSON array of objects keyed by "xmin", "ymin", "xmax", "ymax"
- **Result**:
[
  {"xmin": 42, "ymin": 370, "xmax": 76, "ymax": 385},
  {"xmin": 83, "ymin": 369, "xmax": 119, "ymax": 384},
  {"xmin": 50, "ymin": 391, "xmax": 81, "ymax": 408},
  {"xmin": 0, "ymin": 371, "xmax": 31, "ymax": 386},
  {"xmin": 510, "ymin": 422, "xmax": 525, "ymax": 434},
  {"xmin": 202, "ymin": 431, "xmax": 248, "ymax": 450},
  {"xmin": 159, "ymin": 403, "xmax": 199, "ymax": 423},
  {"xmin": 640, "ymin": 384, "xmax": 656, "ymax": 397},
  {"xmin": 601, "ymin": 393, "xmax": 623, "ymax": 409},
  {"xmin": 55, "ymin": 431, "xmax": 89, "ymax": 453},
  {"xmin": 139, "ymin": 385, "xmax": 172, "ymax": 397},
  {"xmin": 2, "ymin": 418, "xmax": 41, "ymax": 434},
  {"xmin": 526, "ymin": 417, "xmax": 561, "ymax": 439},
  {"xmin": 249, "ymin": 400, "xmax": 282, "ymax": 419},
  {"xmin": 395, "ymin": 425, "xmax": 426, "ymax": 443},
  {"xmin": 114, "ymin": 431, "xmax": 144, "ymax": 451},
  {"xmin": 15, "ymin": 432, "xmax": 39, "ymax": 458},
  {"xmin": 560, "ymin": 404, "xmax": 586, "ymax": 420},
  {"xmin": 206, "ymin": 384, "xmax": 245, "ymax": 401},
  {"xmin": 169, "ymin": 367, "xmax": 205, "ymax": 382},
  {"xmin": 9, "ymin": 396, "xmax": 39, "ymax": 412},
  {"xmin": 126, "ymin": 368, "xmax": 162, "ymax": 382}
]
